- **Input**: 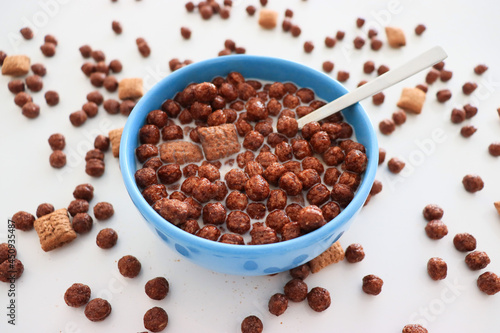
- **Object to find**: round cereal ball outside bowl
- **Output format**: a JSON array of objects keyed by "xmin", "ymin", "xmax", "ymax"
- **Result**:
[{"xmin": 120, "ymin": 55, "xmax": 378, "ymax": 276}]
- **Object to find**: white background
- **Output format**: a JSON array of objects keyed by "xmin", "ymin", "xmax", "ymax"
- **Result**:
[{"xmin": 1, "ymin": 0, "xmax": 500, "ymax": 332}]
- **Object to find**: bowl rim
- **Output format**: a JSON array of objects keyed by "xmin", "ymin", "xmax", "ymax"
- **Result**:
[{"xmin": 120, "ymin": 54, "xmax": 378, "ymax": 257}]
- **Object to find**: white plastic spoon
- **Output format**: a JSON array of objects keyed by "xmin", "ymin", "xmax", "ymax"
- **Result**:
[{"xmin": 296, "ymin": 46, "xmax": 448, "ymax": 129}]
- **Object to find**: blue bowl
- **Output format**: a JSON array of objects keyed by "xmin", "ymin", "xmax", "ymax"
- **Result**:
[{"xmin": 120, "ymin": 55, "xmax": 378, "ymax": 276}]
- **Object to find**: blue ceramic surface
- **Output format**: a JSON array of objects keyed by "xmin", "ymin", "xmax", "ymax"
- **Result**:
[{"xmin": 120, "ymin": 55, "xmax": 378, "ymax": 276}]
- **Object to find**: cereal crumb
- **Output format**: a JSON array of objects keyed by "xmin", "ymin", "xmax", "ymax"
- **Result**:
[
  {"xmin": 415, "ymin": 24, "xmax": 426, "ymax": 36},
  {"xmin": 397, "ymin": 87, "xmax": 426, "ymax": 114},
  {"xmin": 308, "ymin": 241, "xmax": 344, "ymax": 273},
  {"xmin": 385, "ymin": 26, "xmax": 406, "ymax": 48},
  {"xmin": 109, "ymin": 127, "xmax": 124, "ymax": 158},
  {"xmin": 494, "ymin": 202, "xmax": 500, "ymax": 216},
  {"xmin": 258, "ymin": 9, "xmax": 278, "ymax": 29},
  {"xmin": 1, "ymin": 55, "xmax": 30, "ymax": 76},
  {"xmin": 118, "ymin": 78, "xmax": 143, "ymax": 100}
]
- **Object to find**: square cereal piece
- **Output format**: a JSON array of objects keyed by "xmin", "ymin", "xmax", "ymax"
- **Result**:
[
  {"xmin": 1, "ymin": 55, "xmax": 30, "ymax": 76},
  {"xmin": 118, "ymin": 78, "xmax": 143, "ymax": 100},
  {"xmin": 109, "ymin": 127, "xmax": 123, "ymax": 158},
  {"xmin": 308, "ymin": 241, "xmax": 344, "ymax": 273},
  {"xmin": 397, "ymin": 87, "xmax": 426, "ymax": 114},
  {"xmin": 34, "ymin": 208, "xmax": 77, "ymax": 252},
  {"xmin": 258, "ymin": 9, "xmax": 278, "ymax": 29},
  {"xmin": 385, "ymin": 26, "xmax": 406, "ymax": 48},
  {"xmin": 494, "ymin": 202, "xmax": 500, "ymax": 216},
  {"xmin": 197, "ymin": 124, "xmax": 241, "ymax": 161},
  {"xmin": 159, "ymin": 141, "xmax": 203, "ymax": 165}
]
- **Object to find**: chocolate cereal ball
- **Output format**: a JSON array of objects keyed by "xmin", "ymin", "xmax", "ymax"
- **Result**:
[
  {"xmin": 22, "ymin": 101, "xmax": 40, "ymax": 119},
  {"xmin": 330, "ymin": 183, "xmax": 354, "ymax": 208},
  {"xmin": 198, "ymin": 163, "xmax": 220, "ymax": 182},
  {"xmin": 427, "ymin": 257, "xmax": 447, "ymax": 280},
  {"xmin": 15, "ymin": 92, "xmax": 32, "ymax": 107},
  {"xmin": 73, "ymin": 183, "xmax": 94, "ymax": 201},
  {"xmin": 241, "ymin": 315, "xmax": 263, "ymax": 333},
  {"xmin": 344, "ymin": 149, "xmax": 367, "ymax": 174},
  {"xmin": 48, "ymin": 133, "xmax": 65, "ymax": 150},
  {"xmin": 50, "ymin": 150, "xmax": 67, "ymax": 168},
  {"xmin": 284, "ymin": 278, "xmax": 308, "ymax": 302},
  {"xmin": 345, "ymin": 243, "xmax": 365, "ymax": 263},
  {"xmin": 84, "ymin": 298, "xmax": 112, "ymax": 322},
  {"xmin": 453, "ymin": 233, "xmax": 476, "ymax": 252},
  {"xmin": 25, "ymin": 75, "xmax": 43, "ymax": 92},
  {"xmin": 225, "ymin": 169, "xmax": 249, "ymax": 191},
  {"xmin": 118, "ymin": 255, "xmax": 141, "ymax": 278},
  {"xmin": 297, "ymin": 206, "xmax": 325, "ymax": 232},
  {"xmin": 219, "ymin": 233, "xmax": 245, "ymax": 245},
  {"xmin": 64, "ymin": 283, "xmax": 91, "ymax": 307},
  {"xmin": 11, "ymin": 211, "xmax": 35, "ymax": 231},
  {"xmin": 263, "ymin": 162, "xmax": 287, "ymax": 185},
  {"xmin": 96, "ymin": 228, "xmax": 118, "ymax": 249},
  {"xmin": 143, "ymin": 157, "xmax": 163, "ymax": 171},
  {"xmin": 289, "ymin": 264, "xmax": 310, "ymax": 280},
  {"xmin": 72, "ymin": 213, "xmax": 93, "ymax": 234},
  {"xmin": 142, "ymin": 184, "xmax": 168, "ymax": 205},
  {"xmin": 144, "ymin": 307, "xmax": 168, "ymax": 332},
  {"xmin": 362, "ymin": 274, "xmax": 383, "ymax": 295},
  {"xmin": 388, "ymin": 157, "xmax": 405, "ymax": 173},
  {"xmin": 0, "ymin": 243, "xmax": 15, "ymax": 264},
  {"xmin": 86, "ymin": 159, "xmax": 105, "ymax": 177},
  {"xmin": 0, "ymin": 259, "xmax": 23, "ymax": 282},
  {"xmin": 93, "ymin": 202, "xmax": 114, "ymax": 220},
  {"xmin": 202, "ymin": 203, "xmax": 227, "ymax": 225},
  {"xmin": 307, "ymin": 287, "xmax": 331, "ymax": 312},
  {"xmin": 247, "ymin": 203, "xmax": 266, "ymax": 220},
  {"xmin": 69, "ymin": 110, "xmax": 87, "ymax": 126},
  {"xmin": 68, "ymin": 199, "xmax": 89, "ymax": 217},
  {"xmin": 425, "ymin": 220, "xmax": 448, "ymax": 240},
  {"xmin": 422, "ymin": 204, "xmax": 444, "ymax": 221},
  {"xmin": 243, "ymin": 131, "xmax": 265, "ymax": 151},
  {"xmin": 135, "ymin": 167, "xmax": 158, "ymax": 188},
  {"xmin": 192, "ymin": 178, "xmax": 216, "ymax": 203},
  {"xmin": 465, "ymin": 251, "xmax": 491, "ymax": 270},
  {"xmin": 245, "ymin": 175, "xmax": 270, "ymax": 201},
  {"xmin": 477, "ymin": 272, "xmax": 500, "ymax": 295},
  {"xmin": 249, "ymin": 222, "xmax": 279, "ymax": 245},
  {"xmin": 267, "ymin": 189, "xmax": 287, "ymax": 211},
  {"xmin": 279, "ymin": 172, "xmax": 303, "ymax": 196},
  {"xmin": 36, "ymin": 203, "xmax": 54, "ymax": 218},
  {"xmin": 136, "ymin": 144, "xmax": 159, "ymax": 163},
  {"xmin": 462, "ymin": 174, "xmax": 484, "ymax": 193},
  {"xmin": 226, "ymin": 211, "xmax": 251, "ymax": 234},
  {"xmin": 94, "ymin": 135, "xmax": 110, "ymax": 151},
  {"xmin": 181, "ymin": 219, "xmax": 200, "ymax": 235},
  {"xmin": 145, "ymin": 277, "xmax": 169, "ymax": 300},
  {"xmin": 402, "ymin": 324, "xmax": 428, "ymax": 333},
  {"xmin": 196, "ymin": 225, "xmax": 221, "ymax": 241},
  {"xmin": 268, "ymin": 293, "xmax": 288, "ymax": 316},
  {"xmin": 277, "ymin": 116, "xmax": 298, "ymax": 138}
]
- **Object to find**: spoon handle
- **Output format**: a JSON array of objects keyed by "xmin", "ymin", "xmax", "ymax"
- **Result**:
[{"xmin": 297, "ymin": 46, "xmax": 448, "ymax": 129}]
